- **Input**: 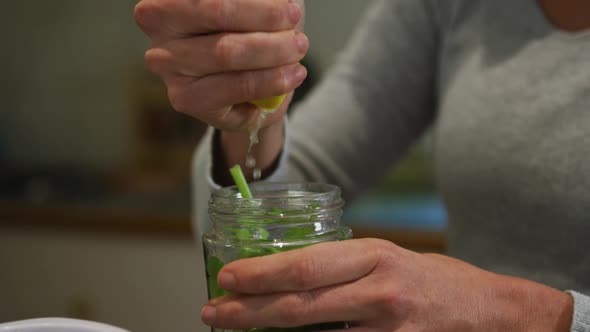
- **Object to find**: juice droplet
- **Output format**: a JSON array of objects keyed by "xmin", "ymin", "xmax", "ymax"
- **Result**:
[
  {"xmin": 253, "ymin": 168, "xmax": 262, "ymax": 180},
  {"xmin": 246, "ymin": 155, "xmax": 256, "ymax": 169},
  {"xmin": 247, "ymin": 111, "xmax": 268, "ymax": 154},
  {"xmin": 245, "ymin": 110, "xmax": 271, "ymax": 179}
]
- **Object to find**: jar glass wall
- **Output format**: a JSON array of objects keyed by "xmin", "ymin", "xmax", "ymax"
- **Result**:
[{"xmin": 203, "ymin": 182, "xmax": 352, "ymax": 332}]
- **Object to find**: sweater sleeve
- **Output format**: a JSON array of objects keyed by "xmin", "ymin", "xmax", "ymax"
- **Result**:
[
  {"xmin": 286, "ymin": 0, "xmax": 442, "ymax": 201},
  {"xmin": 568, "ymin": 291, "xmax": 590, "ymax": 332}
]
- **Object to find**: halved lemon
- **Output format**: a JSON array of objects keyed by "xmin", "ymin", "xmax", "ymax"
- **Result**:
[{"xmin": 249, "ymin": 94, "xmax": 287, "ymax": 112}]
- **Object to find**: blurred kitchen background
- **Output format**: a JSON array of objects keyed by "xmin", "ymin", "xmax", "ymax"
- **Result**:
[{"xmin": 0, "ymin": 1, "xmax": 445, "ymax": 331}]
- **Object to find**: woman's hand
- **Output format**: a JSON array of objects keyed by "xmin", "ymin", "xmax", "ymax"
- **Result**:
[
  {"xmin": 201, "ymin": 238, "xmax": 573, "ymax": 331},
  {"xmin": 134, "ymin": 0, "xmax": 308, "ymax": 132}
]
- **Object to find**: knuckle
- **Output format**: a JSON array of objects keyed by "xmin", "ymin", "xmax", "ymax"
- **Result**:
[
  {"xmin": 291, "ymin": 256, "xmax": 317, "ymax": 289},
  {"xmin": 266, "ymin": 6, "xmax": 285, "ymax": 29},
  {"xmin": 376, "ymin": 287, "xmax": 400, "ymax": 315},
  {"xmin": 238, "ymin": 71, "xmax": 258, "ymax": 100},
  {"xmin": 376, "ymin": 283, "xmax": 416, "ymax": 318},
  {"xmin": 134, "ymin": 0, "xmax": 160, "ymax": 33},
  {"xmin": 144, "ymin": 48, "xmax": 169, "ymax": 74},
  {"xmin": 217, "ymin": 302, "xmax": 242, "ymax": 323},
  {"xmin": 239, "ymin": 267, "xmax": 266, "ymax": 291},
  {"xmin": 361, "ymin": 278, "xmax": 401, "ymax": 316},
  {"xmin": 274, "ymin": 67, "xmax": 291, "ymax": 94},
  {"xmin": 368, "ymin": 238, "xmax": 399, "ymax": 263},
  {"xmin": 214, "ymin": 34, "xmax": 240, "ymax": 69},
  {"xmin": 362, "ymin": 273, "xmax": 417, "ymax": 319},
  {"xmin": 202, "ymin": 0, "xmax": 230, "ymax": 30},
  {"xmin": 275, "ymin": 37, "xmax": 295, "ymax": 65},
  {"xmin": 284, "ymin": 53, "xmax": 301, "ymax": 67}
]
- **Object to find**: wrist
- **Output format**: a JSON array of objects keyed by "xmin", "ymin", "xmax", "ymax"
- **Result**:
[{"xmin": 488, "ymin": 274, "xmax": 573, "ymax": 331}]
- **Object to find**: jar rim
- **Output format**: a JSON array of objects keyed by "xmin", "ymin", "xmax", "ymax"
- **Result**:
[
  {"xmin": 209, "ymin": 182, "xmax": 344, "ymax": 218},
  {"xmin": 211, "ymin": 182, "xmax": 341, "ymax": 199}
]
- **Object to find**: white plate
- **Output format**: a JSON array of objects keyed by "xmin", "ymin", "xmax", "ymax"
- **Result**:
[{"xmin": 0, "ymin": 318, "xmax": 130, "ymax": 332}]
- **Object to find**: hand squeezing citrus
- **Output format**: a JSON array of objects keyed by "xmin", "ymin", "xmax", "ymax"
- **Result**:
[{"xmin": 249, "ymin": 94, "xmax": 287, "ymax": 112}]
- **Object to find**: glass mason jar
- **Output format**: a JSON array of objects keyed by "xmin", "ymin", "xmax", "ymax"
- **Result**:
[{"xmin": 203, "ymin": 182, "xmax": 352, "ymax": 332}]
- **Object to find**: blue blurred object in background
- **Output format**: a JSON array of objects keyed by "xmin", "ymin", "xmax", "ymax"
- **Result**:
[{"xmin": 344, "ymin": 194, "xmax": 447, "ymax": 232}]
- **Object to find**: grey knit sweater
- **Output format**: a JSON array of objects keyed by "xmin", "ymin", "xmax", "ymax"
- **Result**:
[{"xmin": 193, "ymin": 0, "xmax": 590, "ymax": 329}]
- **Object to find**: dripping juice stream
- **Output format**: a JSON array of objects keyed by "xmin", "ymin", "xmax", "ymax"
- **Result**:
[{"xmin": 246, "ymin": 110, "xmax": 270, "ymax": 180}]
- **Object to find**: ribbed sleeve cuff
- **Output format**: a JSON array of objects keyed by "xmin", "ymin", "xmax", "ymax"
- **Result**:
[{"xmin": 567, "ymin": 291, "xmax": 590, "ymax": 332}]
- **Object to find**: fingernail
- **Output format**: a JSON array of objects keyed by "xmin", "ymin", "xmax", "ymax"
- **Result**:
[
  {"xmin": 295, "ymin": 32, "xmax": 309, "ymax": 53},
  {"xmin": 294, "ymin": 65, "xmax": 307, "ymax": 83},
  {"xmin": 288, "ymin": 2, "xmax": 301, "ymax": 24},
  {"xmin": 201, "ymin": 305, "xmax": 217, "ymax": 325},
  {"xmin": 218, "ymin": 271, "xmax": 237, "ymax": 290}
]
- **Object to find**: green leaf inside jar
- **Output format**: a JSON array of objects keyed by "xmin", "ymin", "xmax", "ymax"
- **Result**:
[{"xmin": 206, "ymin": 256, "xmax": 226, "ymax": 299}]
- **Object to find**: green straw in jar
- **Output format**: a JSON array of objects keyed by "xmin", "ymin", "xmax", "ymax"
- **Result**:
[{"xmin": 229, "ymin": 164, "xmax": 253, "ymax": 199}]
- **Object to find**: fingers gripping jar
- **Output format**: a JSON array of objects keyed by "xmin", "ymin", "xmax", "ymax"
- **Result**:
[{"xmin": 203, "ymin": 182, "xmax": 352, "ymax": 332}]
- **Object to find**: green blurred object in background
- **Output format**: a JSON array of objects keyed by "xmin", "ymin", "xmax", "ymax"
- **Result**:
[{"xmin": 375, "ymin": 140, "xmax": 435, "ymax": 195}]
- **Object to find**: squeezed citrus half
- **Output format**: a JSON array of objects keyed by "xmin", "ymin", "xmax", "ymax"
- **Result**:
[{"xmin": 249, "ymin": 94, "xmax": 287, "ymax": 111}]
